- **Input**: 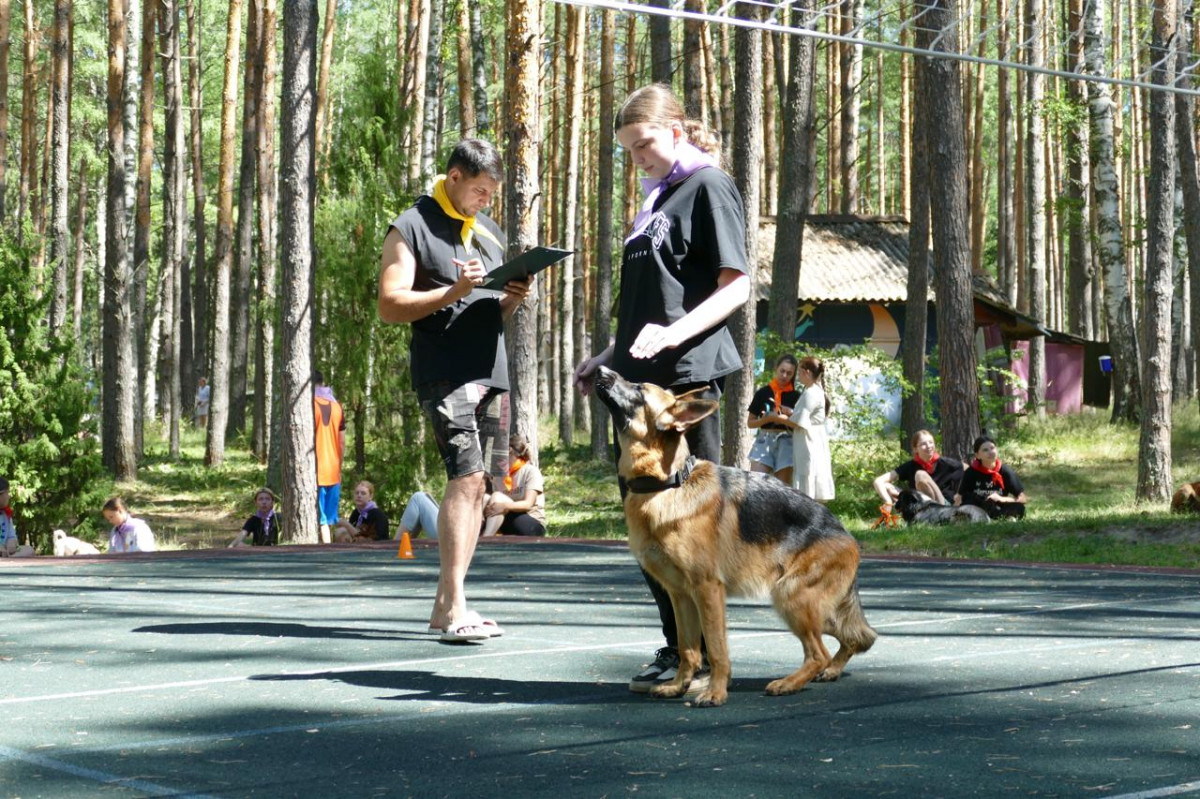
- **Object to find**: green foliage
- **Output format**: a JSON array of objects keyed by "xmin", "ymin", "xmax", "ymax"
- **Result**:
[
  {"xmin": 922, "ymin": 344, "xmax": 1027, "ymax": 435},
  {"xmin": 0, "ymin": 233, "xmax": 107, "ymax": 551}
]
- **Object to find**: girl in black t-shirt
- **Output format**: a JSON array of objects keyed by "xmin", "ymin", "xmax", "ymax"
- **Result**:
[
  {"xmin": 335, "ymin": 480, "xmax": 391, "ymax": 542},
  {"xmin": 747, "ymin": 355, "xmax": 799, "ymax": 485},
  {"xmin": 954, "ymin": 435, "xmax": 1027, "ymax": 519},
  {"xmin": 873, "ymin": 429, "xmax": 964, "ymax": 508},
  {"xmin": 229, "ymin": 488, "xmax": 282, "ymax": 547},
  {"xmin": 573, "ymin": 84, "xmax": 751, "ymax": 694}
]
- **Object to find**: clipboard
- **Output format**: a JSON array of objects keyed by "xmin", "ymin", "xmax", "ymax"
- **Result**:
[{"xmin": 480, "ymin": 246, "xmax": 573, "ymax": 291}]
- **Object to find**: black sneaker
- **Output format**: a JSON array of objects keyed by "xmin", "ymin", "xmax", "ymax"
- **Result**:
[{"xmin": 629, "ymin": 646, "xmax": 679, "ymax": 693}]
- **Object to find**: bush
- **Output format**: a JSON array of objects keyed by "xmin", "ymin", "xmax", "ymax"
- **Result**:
[{"xmin": 0, "ymin": 233, "xmax": 107, "ymax": 551}]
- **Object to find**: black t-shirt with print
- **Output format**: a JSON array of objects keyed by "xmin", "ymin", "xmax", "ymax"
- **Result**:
[
  {"xmin": 349, "ymin": 507, "xmax": 390, "ymax": 541},
  {"xmin": 242, "ymin": 514, "xmax": 282, "ymax": 546},
  {"xmin": 957, "ymin": 463, "xmax": 1025, "ymax": 506},
  {"xmin": 894, "ymin": 456, "xmax": 965, "ymax": 499},
  {"xmin": 390, "ymin": 196, "xmax": 509, "ymax": 391},
  {"xmin": 749, "ymin": 384, "xmax": 800, "ymax": 432},
  {"xmin": 612, "ymin": 168, "xmax": 749, "ymax": 386}
]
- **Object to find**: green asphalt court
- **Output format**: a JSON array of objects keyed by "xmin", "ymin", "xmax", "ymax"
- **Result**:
[{"xmin": 1, "ymin": 538, "xmax": 1198, "ymax": 799}]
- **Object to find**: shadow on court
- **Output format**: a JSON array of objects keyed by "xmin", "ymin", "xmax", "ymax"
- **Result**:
[{"xmin": 2, "ymin": 541, "xmax": 1198, "ymax": 799}]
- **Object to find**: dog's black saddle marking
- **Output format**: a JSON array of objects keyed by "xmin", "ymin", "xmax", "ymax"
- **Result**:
[{"xmin": 627, "ymin": 456, "xmax": 698, "ymax": 494}]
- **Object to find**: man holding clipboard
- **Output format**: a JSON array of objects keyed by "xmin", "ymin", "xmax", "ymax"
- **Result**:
[{"xmin": 378, "ymin": 139, "xmax": 534, "ymax": 643}]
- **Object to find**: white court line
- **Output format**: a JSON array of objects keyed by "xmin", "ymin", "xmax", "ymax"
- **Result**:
[
  {"xmin": 0, "ymin": 744, "xmax": 222, "ymax": 798},
  {"xmin": 1103, "ymin": 781, "xmax": 1200, "ymax": 798}
]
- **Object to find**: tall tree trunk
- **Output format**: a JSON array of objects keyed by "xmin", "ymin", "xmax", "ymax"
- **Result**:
[
  {"xmin": 132, "ymin": 0, "xmax": 155, "ymax": 447},
  {"xmin": 1138, "ymin": 0, "xmax": 1176, "ymax": 503},
  {"xmin": 47, "ymin": 0, "xmax": 71, "ymax": 334},
  {"xmin": 0, "ymin": 0, "xmax": 9, "ymax": 225},
  {"xmin": 590, "ymin": 8, "xmax": 616, "ymax": 458},
  {"xmin": 1066, "ymin": 0, "xmax": 1093, "ymax": 339},
  {"xmin": 279, "ymin": 0, "xmax": 318, "ymax": 542},
  {"xmin": 161, "ymin": 0, "xmax": 185, "ymax": 457},
  {"xmin": 71, "ymin": 157, "xmax": 88, "ymax": 341},
  {"xmin": 186, "ymin": 0, "xmax": 206, "ymax": 409},
  {"xmin": 313, "ymin": 0, "xmax": 335, "ymax": 170},
  {"xmin": 230, "ymin": 0, "xmax": 260, "ymax": 437},
  {"xmin": 997, "ymin": 0, "xmax": 1016, "ymax": 299},
  {"xmin": 922, "ymin": 0, "xmax": 979, "ymax": 461},
  {"xmin": 104, "ymin": 0, "xmax": 137, "ymax": 480},
  {"xmin": 1025, "ymin": 0, "xmax": 1047, "ymax": 418},
  {"xmin": 649, "ymin": 0, "xmax": 672, "ymax": 84},
  {"xmin": 254, "ymin": 0, "xmax": 278, "ymax": 461},
  {"xmin": 455, "ymin": 0, "xmax": 474, "ymax": 136},
  {"xmin": 1084, "ymin": 0, "xmax": 1140, "ymax": 422},
  {"xmin": 768, "ymin": 0, "xmax": 815, "ymax": 341},
  {"xmin": 206, "ymin": 0, "xmax": 244, "ymax": 467},
  {"xmin": 1179, "ymin": 0, "xmax": 1200, "ymax": 403},
  {"xmin": 682, "ymin": 0, "xmax": 703, "ymax": 118},
  {"xmin": 18, "ymin": 0, "xmax": 37, "ymax": 240},
  {"xmin": 469, "ymin": 0, "xmax": 488, "ymax": 135},
  {"xmin": 558, "ymin": 5, "xmax": 583, "ymax": 446},
  {"xmin": 762, "ymin": 41, "xmax": 778, "ymax": 217},
  {"xmin": 725, "ymin": 4, "xmax": 761, "ymax": 468},
  {"xmin": 504, "ymin": 0, "xmax": 541, "ymax": 452},
  {"xmin": 419, "ymin": 0, "xmax": 443, "ymax": 185},
  {"xmin": 902, "ymin": 55, "xmax": 930, "ymax": 438},
  {"xmin": 405, "ymin": 0, "xmax": 429, "ymax": 188},
  {"xmin": 839, "ymin": 0, "xmax": 862, "ymax": 214}
]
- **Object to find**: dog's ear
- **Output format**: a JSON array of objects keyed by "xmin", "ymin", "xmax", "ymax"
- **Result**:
[{"xmin": 655, "ymin": 397, "xmax": 719, "ymax": 433}]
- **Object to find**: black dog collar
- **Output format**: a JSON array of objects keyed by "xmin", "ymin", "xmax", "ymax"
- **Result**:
[{"xmin": 626, "ymin": 456, "xmax": 698, "ymax": 494}]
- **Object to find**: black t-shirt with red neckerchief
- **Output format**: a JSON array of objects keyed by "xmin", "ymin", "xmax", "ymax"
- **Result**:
[
  {"xmin": 749, "ymin": 384, "xmax": 801, "ymax": 432},
  {"xmin": 957, "ymin": 463, "xmax": 1025, "ymax": 507},
  {"xmin": 611, "ymin": 167, "xmax": 749, "ymax": 387},
  {"xmin": 894, "ymin": 456, "xmax": 965, "ymax": 499}
]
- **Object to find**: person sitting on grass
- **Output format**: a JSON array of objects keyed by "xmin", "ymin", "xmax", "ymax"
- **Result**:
[
  {"xmin": 229, "ymin": 488, "xmax": 282, "ymax": 547},
  {"xmin": 398, "ymin": 490, "xmax": 440, "ymax": 541},
  {"xmin": 873, "ymin": 429, "xmax": 965, "ymax": 511},
  {"xmin": 481, "ymin": 434, "xmax": 546, "ymax": 537},
  {"xmin": 334, "ymin": 480, "xmax": 390, "ymax": 543},
  {"xmin": 954, "ymin": 435, "xmax": 1028, "ymax": 520},
  {"xmin": 103, "ymin": 497, "xmax": 158, "ymax": 553},
  {"xmin": 0, "ymin": 477, "xmax": 35, "ymax": 558}
]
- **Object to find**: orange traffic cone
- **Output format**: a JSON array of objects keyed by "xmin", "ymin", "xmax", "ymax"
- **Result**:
[{"xmin": 396, "ymin": 531, "xmax": 415, "ymax": 560}]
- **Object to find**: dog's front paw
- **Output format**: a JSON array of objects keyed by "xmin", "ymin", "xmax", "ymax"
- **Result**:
[
  {"xmin": 648, "ymin": 681, "xmax": 688, "ymax": 699},
  {"xmin": 687, "ymin": 688, "xmax": 727, "ymax": 707},
  {"xmin": 813, "ymin": 666, "xmax": 844, "ymax": 682}
]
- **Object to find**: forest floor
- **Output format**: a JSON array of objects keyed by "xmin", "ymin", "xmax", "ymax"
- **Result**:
[{"xmin": 108, "ymin": 406, "xmax": 1200, "ymax": 570}]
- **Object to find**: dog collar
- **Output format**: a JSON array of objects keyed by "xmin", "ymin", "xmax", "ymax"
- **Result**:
[{"xmin": 626, "ymin": 456, "xmax": 697, "ymax": 494}]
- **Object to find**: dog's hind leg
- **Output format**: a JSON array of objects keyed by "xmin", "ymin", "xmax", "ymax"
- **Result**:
[
  {"xmin": 765, "ymin": 593, "xmax": 830, "ymax": 696},
  {"xmin": 814, "ymin": 578, "xmax": 877, "ymax": 682}
]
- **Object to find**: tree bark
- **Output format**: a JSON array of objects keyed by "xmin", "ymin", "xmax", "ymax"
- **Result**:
[
  {"xmin": 104, "ymin": 0, "xmax": 137, "ymax": 480},
  {"xmin": 725, "ymin": 5, "xmax": 761, "ymax": 468},
  {"xmin": 405, "ymin": 0, "xmax": 429, "ymax": 188},
  {"xmin": 1137, "ymin": 0, "xmax": 1176, "ymax": 503},
  {"xmin": 185, "ymin": 0, "xmax": 207, "ymax": 408},
  {"xmin": 455, "ymin": 0, "xmax": 474, "ymax": 136},
  {"xmin": 997, "ymin": 0, "xmax": 1016, "ymax": 299},
  {"xmin": 72, "ymin": 157, "xmax": 88, "ymax": 341},
  {"xmin": 1083, "ymin": 0, "xmax": 1140, "ymax": 422},
  {"xmin": 161, "ymin": 0, "xmax": 185, "ymax": 457},
  {"xmin": 419, "ymin": 0, "xmax": 443, "ymax": 184},
  {"xmin": 902, "ymin": 55, "xmax": 930, "ymax": 439},
  {"xmin": 469, "ymin": 0, "xmax": 488, "ymax": 135},
  {"xmin": 313, "ymin": 0, "xmax": 336, "ymax": 169},
  {"xmin": 230, "ymin": 0, "xmax": 261, "ymax": 437},
  {"xmin": 1180, "ymin": 0, "xmax": 1200, "ymax": 404},
  {"xmin": 649, "ymin": 0, "xmax": 672, "ymax": 84},
  {"xmin": 132, "ymin": 0, "xmax": 155, "ymax": 444},
  {"xmin": 280, "ymin": 0, "xmax": 319, "ymax": 542},
  {"xmin": 205, "ymin": 0, "xmax": 245, "ymax": 467},
  {"xmin": 0, "ymin": 0, "xmax": 9, "ymax": 225},
  {"xmin": 558, "ymin": 5, "xmax": 583, "ymax": 446},
  {"xmin": 47, "ymin": 0, "xmax": 71, "ymax": 335},
  {"xmin": 682, "ymin": 0, "xmax": 703, "ymax": 119},
  {"xmin": 504, "ymin": 0, "xmax": 542, "ymax": 453},
  {"xmin": 839, "ymin": 0, "xmax": 862, "ymax": 214},
  {"xmin": 254, "ymin": 0, "xmax": 279, "ymax": 461},
  {"xmin": 921, "ymin": 0, "xmax": 979, "ymax": 461},
  {"xmin": 1025, "ymin": 0, "xmax": 1047, "ymax": 418},
  {"xmin": 1066, "ymin": 0, "xmax": 1093, "ymax": 339},
  {"xmin": 590, "ymin": 8, "xmax": 616, "ymax": 458},
  {"xmin": 768, "ymin": 0, "xmax": 816, "ymax": 341},
  {"xmin": 18, "ymin": 0, "xmax": 38, "ymax": 241}
]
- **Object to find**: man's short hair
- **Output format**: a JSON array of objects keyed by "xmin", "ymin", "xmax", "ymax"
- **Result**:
[{"xmin": 446, "ymin": 139, "xmax": 503, "ymax": 183}]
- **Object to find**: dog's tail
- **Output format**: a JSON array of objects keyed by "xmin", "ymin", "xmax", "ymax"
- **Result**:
[{"xmin": 830, "ymin": 576, "xmax": 877, "ymax": 654}]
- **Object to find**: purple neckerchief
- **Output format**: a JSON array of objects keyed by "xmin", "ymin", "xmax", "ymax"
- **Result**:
[
  {"xmin": 624, "ymin": 141, "xmax": 718, "ymax": 244},
  {"xmin": 314, "ymin": 385, "xmax": 337, "ymax": 403},
  {"xmin": 256, "ymin": 509, "xmax": 275, "ymax": 526},
  {"xmin": 355, "ymin": 501, "xmax": 377, "ymax": 528}
]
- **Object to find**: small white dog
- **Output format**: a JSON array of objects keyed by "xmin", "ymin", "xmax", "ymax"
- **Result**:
[{"xmin": 53, "ymin": 529, "xmax": 101, "ymax": 557}]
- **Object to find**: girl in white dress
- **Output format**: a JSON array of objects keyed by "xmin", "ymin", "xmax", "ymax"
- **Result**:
[{"xmin": 789, "ymin": 356, "xmax": 835, "ymax": 502}]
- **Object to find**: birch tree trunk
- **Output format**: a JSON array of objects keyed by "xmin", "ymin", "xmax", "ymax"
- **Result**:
[
  {"xmin": 161, "ymin": 0, "xmax": 185, "ymax": 456},
  {"xmin": 590, "ymin": 8, "xmax": 616, "ymax": 458},
  {"xmin": 205, "ymin": 0, "xmax": 244, "ymax": 467},
  {"xmin": 902, "ymin": 54, "xmax": 930, "ymax": 438},
  {"xmin": 1137, "ymin": 0, "xmax": 1176, "ymax": 503},
  {"xmin": 230, "ymin": 0, "xmax": 260, "ymax": 437},
  {"xmin": 254, "ymin": 0, "xmax": 278, "ymax": 461},
  {"xmin": 768, "ymin": 0, "xmax": 815, "ymax": 341},
  {"xmin": 504, "ymin": 0, "xmax": 542, "ymax": 452},
  {"xmin": 48, "ymin": 0, "xmax": 71, "ymax": 335},
  {"xmin": 1083, "ymin": 0, "xmax": 1140, "ymax": 422},
  {"xmin": 839, "ymin": 0, "xmax": 862, "ymax": 214},
  {"xmin": 132, "ymin": 0, "xmax": 154, "ymax": 443},
  {"xmin": 1025, "ymin": 0, "xmax": 1047, "ymax": 418},
  {"xmin": 279, "ymin": 0, "xmax": 319, "ymax": 542},
  {"xmin": 104, "ymin": 0, "xmax": 137, "ymax": 480},
  {"xmin": 725, "ymin": 5, "xmax": 761, "ymax": 468},
  {"xmin": 922, "ymin": 0, "xmax": 979, "ymax": 460},
  {"xmin": 419, "ymin": 0, "xmax": 443, "ymax": 185},
  {"xmin": 558, "ymin": 5, "xmax": 583, "ymax": 446}
]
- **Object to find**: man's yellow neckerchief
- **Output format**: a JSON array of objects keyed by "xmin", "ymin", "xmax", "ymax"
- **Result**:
[{"xmin": 431, "ymin": 174, "xmax": 501, "ymax": 251}]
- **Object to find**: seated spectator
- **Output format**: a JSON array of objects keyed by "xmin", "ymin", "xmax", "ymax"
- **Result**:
[
  {"xmin": 103, "ymin": 497, "xmax": 158, "ymax": 553},
  {"xmin": 398, "ymin": 491, "xmax": 440, "ymax": 541},
  {"xmin": 334, "ymin": 480, "xmax": 390, "ymax": 542},
  {"xmin": 482, "ymin": 434, "xmax": 546, "ymax": 537},
  {"xmin": 0, "ymin": 477, "xmax": 34, "ymax": 558},
  {"xmin": 873, "ymin": 429, "xmax": 965, "ymax": 510},
  {"xmin": 955, "ymin": 435, "xmax": 1027, "ymax": 520},
  {"xmin": 229, "ymin": 488, "xmax": 282, "ymax": 547}
]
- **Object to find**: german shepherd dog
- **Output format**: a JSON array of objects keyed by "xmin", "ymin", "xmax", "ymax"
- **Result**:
[
  {"xmin": 893, "ymin": 489, "xmax": 991, "ymax": 526},
  {"xmin": 1171, "ymin": 482, "xmax": 1200, "ymax": 514},
  {"xmin": 593, "ymin": 367, "xmax": 877, "ymax": 707}
]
